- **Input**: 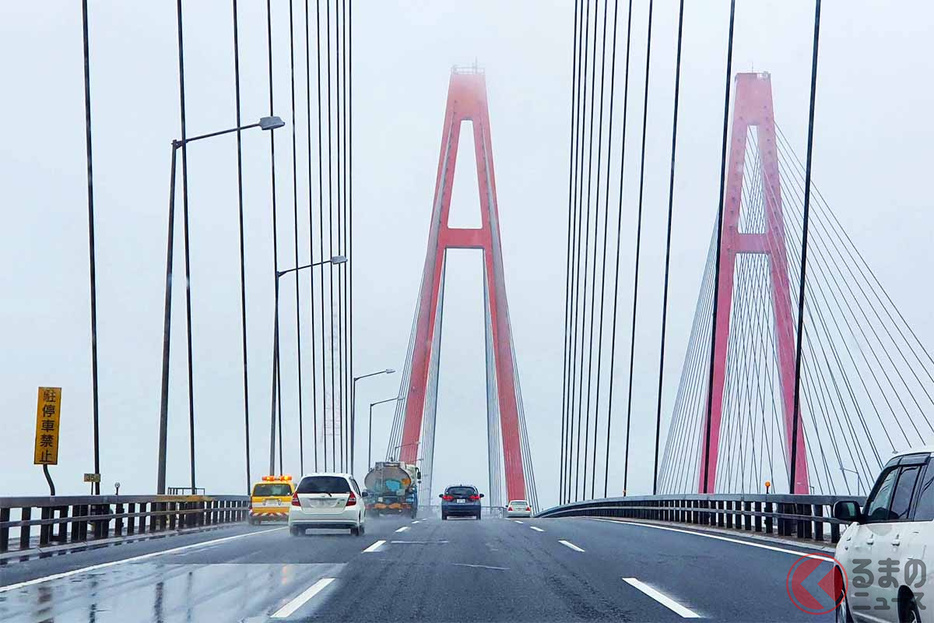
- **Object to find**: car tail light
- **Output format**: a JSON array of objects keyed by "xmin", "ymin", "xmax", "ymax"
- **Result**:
[
  {"xmin": 469, "ymin": 495, "xmax": 480, "ymax": 501},
  {"xmin": 346, "ymin": 492, "xmax": 357, "ymax": 507},
  {"xmin": 526, "ymin": 507, "xmax": 531, "ymax": 512},
  {"xmin": 291, "ymin": 492, "xmax": 300, "ymax": 507},
  {"xmin": 442, "ymin": 495, "xmax": 454, "ymax": 501},
  {"xmin": 508, "ymin": 506, "xmax": 513, "ymax": 511}
]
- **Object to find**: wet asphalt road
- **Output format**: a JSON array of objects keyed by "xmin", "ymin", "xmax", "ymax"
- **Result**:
[{"xmin": 0, "ymin": 514, "xmax": 836, "ymax": 622}]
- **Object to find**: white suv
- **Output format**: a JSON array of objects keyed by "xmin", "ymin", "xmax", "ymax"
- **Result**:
[
  {"xmin": 834, "ymin": 447, "xmax": 934, "ymax": 622},
  {"xmin": 289, "ymin": 473, "xmax": 368, "ymax": 536}
]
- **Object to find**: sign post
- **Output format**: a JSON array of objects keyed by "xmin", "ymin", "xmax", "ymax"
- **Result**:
[
  {"xmin": 33, "ymin": 387, "xmax": 62, "ymax": 496},
  {"xmin": 83, "ymin": 472, "xmax": 101, "ymax": 494}
]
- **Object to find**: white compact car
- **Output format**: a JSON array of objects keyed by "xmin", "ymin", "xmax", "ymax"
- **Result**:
[
  {"xmin": 506, "ymin": 499, "xmax": 532, "ymax": 518},
  {"xmin": 289, "ymin": 473, "xmax": 368, "ymax": 536},
  {"xmin": 834, "ymin": 447, "xmax": 934, "ymax": 622}
]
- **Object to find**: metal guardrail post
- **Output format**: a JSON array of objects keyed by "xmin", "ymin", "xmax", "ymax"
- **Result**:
[
  {"xmin": 814, "ymin": 504, "xmax": 824, "ymax": 541},
  {"xmin": 39, "ymin": 507, "xmax": 52, "ymax": 546},
  {"xmin": 19, "ymin": 507, "xmax": 31, "ymax": 550},
  {"xmin": 0, "ymin": 507, "xmax": 8, "ymax": 552},
  {"xmin": 115, "ymin": 503, "xmax": 124, "ymax": 536}
]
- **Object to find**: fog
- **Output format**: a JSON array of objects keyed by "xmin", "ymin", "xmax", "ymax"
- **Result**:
[{"xmin": 1, "ymin": 1, "xmax": 932, "ymax": 510}]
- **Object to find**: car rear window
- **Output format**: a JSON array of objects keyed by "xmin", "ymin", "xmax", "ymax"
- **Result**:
[
  {"xmin": 446, "ymin": 486, "xmax": 476, "ymax": 497},
  {"xmin": 297, "ymin": 476, "xmax": 352, "ymax": 494},
  {"xmin": 509, "ymin": 500, "xmax": 529, "ymax": 506},
  {"xmin": 252, "ymin": 484, "xmax": 292, "ymax": 497}
]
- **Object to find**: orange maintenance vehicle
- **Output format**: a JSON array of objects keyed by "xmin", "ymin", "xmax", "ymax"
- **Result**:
[{"xmin": 248, "ymin": 475, "xmax": 295, "ymax": 524}]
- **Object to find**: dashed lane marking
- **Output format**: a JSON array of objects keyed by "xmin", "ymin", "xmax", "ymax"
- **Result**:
[
  {"xmin": 530, "ymin": 526, "xmax": 545, "ymax": 532},
  {"xmin": 559, "ymin": 540, "xmax": 585, "ymax": 552},
  {"xmin": 623, "ymin": 577, "xmax": 701, "ymax": 618},
  {"xmin": 271, "ymin": 577, "xmax": 335, "ymax": 619},
  {"xmin": 362, "ymin": 540, "xmax": 386, "ymax": 553}
]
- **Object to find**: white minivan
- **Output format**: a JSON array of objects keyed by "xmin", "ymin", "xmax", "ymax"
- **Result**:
[
  {"xmin": 834, "ymin": 447, "xmax": 934, "ymax": 623},
  {"xmin": 289, "ymin": 473, "xmax": 368, "ymax": 536}
]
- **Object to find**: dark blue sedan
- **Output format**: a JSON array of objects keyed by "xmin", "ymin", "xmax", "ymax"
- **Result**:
[{"xmin": 440, "ymin": 485, "xmax": 484, "ymax": 520}]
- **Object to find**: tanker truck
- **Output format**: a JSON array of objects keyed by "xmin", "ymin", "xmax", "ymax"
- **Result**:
[{"xmin": 364, "ymin": 461, "xmax": 421, "ymax": 518}]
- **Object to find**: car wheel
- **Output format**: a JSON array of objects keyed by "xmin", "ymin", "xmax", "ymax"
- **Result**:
[
  {"xmin": 476, "ymin": 512, "xmax": 482, "ymax": 520},
  {"xmin": 900, "ymin": 591, "xmax": 922, "ymax": 623},
  {"xmin": 358, "ymin": 523, "xmax": 366, "ymax": 536},
  {"xmin": 351, "ymin": 526, "xmax": 360, "ymax": 536},
  {"xmin": 441, "ymin": 513, "xmax": 447, "ymax": 521},
  {"xmin": 289, "ymin": 525, "xmax": 302, "ymax": 536}
]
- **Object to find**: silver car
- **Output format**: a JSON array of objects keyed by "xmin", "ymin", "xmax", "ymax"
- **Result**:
[{"xmin": 506, "ymin": 499, "xmax": 532, "ymax": 518}]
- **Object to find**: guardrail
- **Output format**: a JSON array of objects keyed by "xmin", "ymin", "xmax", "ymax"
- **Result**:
[
  {"xmin": 0, "ymin": 494, "xmax": 250, "ymax": 557},
  {"xmin": 537, "ymin": 494, "xmax": 867, "ymax": 546}
]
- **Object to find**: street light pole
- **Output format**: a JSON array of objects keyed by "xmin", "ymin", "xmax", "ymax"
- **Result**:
[
  {"xmin": 268, "ymin": 255, "xmax": 347, "ymax": 478},
  {"xmin": 390, "ymin": 442, "xmax": 421, "ymax": 463},
  {"xmin": 157, "ymin": 116, "xmax": 285, "ymax": 495},
  {"xmin": 368, "ymin": 397, "xmax": 403, "ymax": 471},
  {"xmin": 351, "ymin": 368, "xmax": 395, "ymax": 476},
  {"xmin": 841, "ymin": 466, "xmax": 862, "ymax": 495}
]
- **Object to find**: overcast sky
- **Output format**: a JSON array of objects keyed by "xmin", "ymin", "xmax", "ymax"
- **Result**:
[{"xmin": 1, "ymin": 1, "xmax": 932, "ymax": 508}]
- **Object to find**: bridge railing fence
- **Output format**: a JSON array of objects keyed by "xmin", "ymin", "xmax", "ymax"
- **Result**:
[
  {"xmin": 537, "ymin": 494, "xmax": 866, "ymax": 546},
  {"xmin": 0, "ymin": 494, "xmax": 250, "ymax": 558}
]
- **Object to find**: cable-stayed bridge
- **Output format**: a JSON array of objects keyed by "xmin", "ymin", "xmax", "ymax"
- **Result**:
[{"xmin": 2, "ymin": 1, "xmax": 932, "ymax": 621}]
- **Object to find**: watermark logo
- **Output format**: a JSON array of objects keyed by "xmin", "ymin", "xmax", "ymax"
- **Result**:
[{"xmin": 786, "ymin": 554, "xmax": 846, "ymax": 615}]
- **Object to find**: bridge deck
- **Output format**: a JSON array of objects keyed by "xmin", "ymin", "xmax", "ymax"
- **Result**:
[{"xmin": 0, "ymin": 514, "xmax": 830, "ymax": 621}]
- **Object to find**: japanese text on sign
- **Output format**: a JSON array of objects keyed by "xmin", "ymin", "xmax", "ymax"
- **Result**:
[{"xmin": 33, "ymin": 387, "xmax": 62, "ymax": 465}]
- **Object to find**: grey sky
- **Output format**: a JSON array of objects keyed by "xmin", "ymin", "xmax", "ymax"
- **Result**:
[{"xmin": 1, "ymin": 1, "xmax": 931, "ymax": 509}]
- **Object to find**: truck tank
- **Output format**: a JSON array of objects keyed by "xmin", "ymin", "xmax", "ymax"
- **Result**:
[{"xmin": 364, "ymin": 462, "xmax": 421, "ymax": 518}]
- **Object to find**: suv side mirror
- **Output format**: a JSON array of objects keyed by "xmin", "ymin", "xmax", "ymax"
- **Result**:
[
  {"xmin": 833, "ymin": 500, "xmax": 862, "ymax": 524},
  {"xmin": 361, "ymin": 491, "xmax": 369, "ymax": 498},
  {"xmin": 438, "ymin": 494, "xmax": 444, "ymax": 499},
  {"xmin": 479, "ymin": 493, "xmax": 485, "ymax": 498}
]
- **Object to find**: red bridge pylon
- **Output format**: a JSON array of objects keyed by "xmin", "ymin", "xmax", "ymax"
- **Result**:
[
  {"xmin": 698, "ymin": 72, "xmax": 810, "ymax": 494},
  {"xmin": 387, "ymin": 69, "xmax": 537, "ymax": 509}
]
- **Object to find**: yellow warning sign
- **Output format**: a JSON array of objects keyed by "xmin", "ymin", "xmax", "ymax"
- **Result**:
[{"xmin": 33, "ymin": 387, "xmax": 62, "ymax": 465}]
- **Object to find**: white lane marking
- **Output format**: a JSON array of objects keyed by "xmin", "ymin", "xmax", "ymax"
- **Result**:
[
  {"xmin": 623, "ymin": 578, "xmax": 701, "ymax": 618},
  {"xmin": 390, "ymin": 540, "xmax": 449, "ymax": 544},
  {"xmin": 395, "ymin": 526, "xmax": 409, "ymax": 532},
  {"xmin": 453, "ymin": 563, "xmax": 509, "ymax": 571},
  {"xmin": 530, "ymin": 526, "xmax": 545, "ymax": 533},
  {"xmin": 559, "ymin": 540, "xmax": 585, "ymax": 552},
  {"xmin": 362, "ymin": 540, "xmax": 386, "ymax": 553},
  {"xmin": 271, "ymin": 577, "xmax": 335, "ymax": 619},
  {"xmin": 590, "ymin": 518, "xmax": 835, "ymax": 558},
  {"xmin": 412, "ymin": 520, "xmax": 421, "ymax": 524},
  {"xmin": 514, "ymin": 520, "xmax": 524, "ymax": 524},
  {"xmin": 0, "ymin": 527, "xmax": 284, "ymax": 594}
]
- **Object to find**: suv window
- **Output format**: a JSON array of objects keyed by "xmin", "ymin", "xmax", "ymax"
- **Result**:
[
  {"xmin": 890, "ymin": 465, "xmax": 921, "ymax": 520},
  {"xmin": 865, "ymin": 467, "xmax": 899, "ymax": 522},
  {"xmin": 446, "ymin": 486, "xmax": 477, "ymax": 497},
  {"xmin": 913, "ymin": 465, "xmax": 934, "ymax": 520},
  {"xmin": 297, "ymin": 476, "xmax": 351, "ymax": 494}
]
